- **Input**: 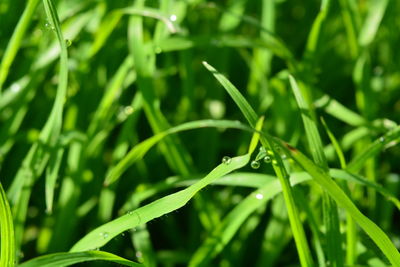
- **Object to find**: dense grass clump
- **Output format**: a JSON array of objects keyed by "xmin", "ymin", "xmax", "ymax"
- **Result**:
[{"xmin": 1, "ymin": 0, "xmax": 400, "ymax": 266}]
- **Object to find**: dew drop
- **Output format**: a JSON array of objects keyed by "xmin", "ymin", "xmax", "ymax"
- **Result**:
[
  {"xmin": 169, "ymin": 14, "xmax": 177, "ymax": 22},
  {"xmin": 154, "ymin": 46, "xmax": 162, "ymax": 54},
  {"xmin": 379, "ymin": 136, "xmax": 385, "ymax": 143},
  {"xmin": 65, "ymin": 39, "xmax": 72, "ymax": 47},
  {"xmin": 136, "ymin": 251, "xmax": 143, "ymax": 259},
  {"xmin": 127, "ymin": 211, "xmax": 133, "ymax": 215},
  {"xmin": 124, "ymin": 106, "xmax": 133, "ymax": 115},
  {"xmin": 259, "ymin": 146, "xmax": 266, "ymax": 152},
  {"xmin": 272, "ymin": 159, "xmax": 278, "ymax": 165},
  {"xmin": 255, "ymin": 193, "xmax": 264, "ymax": 200},
  {"xmin": 263, "ymin": 156, "xmax": 272, "ymax": 163},
  {"xmin": 100, "ymin": 232, "xmax": 109, "ymax": 239},
  {"xmin": 222, "ymin": 156, "xmax": 232, "ymax": 165},
  {"xmin": 251, "ymin": 160, "xmax": 260, "ymax": 169}
]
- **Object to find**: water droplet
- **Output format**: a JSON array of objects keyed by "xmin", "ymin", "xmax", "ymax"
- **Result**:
[
  {"xmin": 100, "ymin": 232, "xmax": 109, "ymax": 239},
  {"xmin": 169, "ymin": 14, "xmax": 177, "ymax": 22},
  {"xmin": 255, "ymin": 193, "xmax": 264, "ymax": 200},
  {"xmin": 121, "ymin": 232, "xmax": 125, "ymax": 237},
  {"xmin": 222, "ymin": 156, "xmax": 232, "ymax": 165},
  {"xmin": 154, "ymin": 46, "xmax": 162, "ymax": 54},
  {"xmin": 251, "ymin": 160, "xmax": 260, "ymax": 169},
  {"xmin": 272, "ymin": 159, "xmax": 278, "ymax": 165},
  {"xmin": 259, "ymin": 146, "xmax": 266, "ymax": 152},
  {"xmin": 124, "ymin": 106, "xmax": 133, "ymax": 115},
  {"xmin": 65, "ymin": 39, "xmax": 72, "ymax": 47},
  {"xmin": 127, "ymin": 211, "xmax": 133, "ymax": 215},
  {"xmin": 45, "ymin": 22, "xmax": 51, "ymax": 28},
  {"xmin": 379, "ymin": 136, "xmax": 385, "ymax": 143},
  {"xmin": 263, "ymin": 156, "xmax": 272, "ymax": 163},
  {"xmin": 281, "ymin": 154, "xmax": 287, "ymax": 159}
]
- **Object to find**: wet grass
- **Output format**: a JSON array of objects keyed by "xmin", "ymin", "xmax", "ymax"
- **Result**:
[{"xmin": 1, "ymin": 0, "xmax": 400, "ymax": 266}]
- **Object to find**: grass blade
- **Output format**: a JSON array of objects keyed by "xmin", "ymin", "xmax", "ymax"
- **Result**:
[
  {"xmin": 204, "ymin": 62, "xmax": 313, "ymax": 266},
  {"xmin": 104, "ymin": 120, "xmax": 252, "ymax": 186},
  {"xmin": 289, "ymin": 74, "xmax": 343, "ymax": 266},
  {"xmin": 0, "ymin": 182, "xmax": 15, "ymax": 267},
  {"xmin": 276, "ymin": 138, "xmax": 400, "ymax": 266},
  {"xmin": 18, "ymin": 251, "xmax": 143, "ymax": 267}
]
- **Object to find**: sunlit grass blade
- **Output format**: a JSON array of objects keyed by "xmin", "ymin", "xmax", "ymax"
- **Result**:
[
  {"xmin": 358, "ymin": 0, "xmax": 389, "ymax": 47},
  {"xmin": 204, "ymin": 62, "xmax": 313, "ymax": 266},
  {"xmin": 289, "ymin": 74, "xmax": 343, "ymax": 266},
  {"xmin": 202, "ymin": 62, "xmax": 257, "ymax": 127},
  {"xmin": 189, "ymin": 174, "xmax": 310, "ymax": 266},
  {"xmin": 315, "ymin": 94, "xmax": 367, "ymax": 127},
  {"xmin": 71, "ymin": 120, "xmax": 262, "ymax": 252},
  {"xmin": 275, "ymin": 138, "xmax": 400, "ymax": 266},
  {"xmin": 0, "ymin": 182, "xmax": 15, "ymax": 267},
  {"xmin": 18, "ymin": 251, "xmax": 143, "ymax": 267}
]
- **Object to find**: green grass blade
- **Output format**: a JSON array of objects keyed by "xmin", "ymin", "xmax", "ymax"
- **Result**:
[
  {"xmin": 17, "ymin": 251, "xmax": 143, "ymax": 267},
  {"xmin": 276, "ymin": 138, "xmax": 400, "ymax": 266},
  {"xmin": 0, "ymin": 182, "xmax": 15, "ymax": 267},
  {"xmin": 0, "ymin": 0, "xmax": 40, "ymax": 93},
  {"xmin": 71, "ymin": 118, "xmax": 263, "ymax": 252},
  {"xmin": 204, "ymin": 63, "xmax": 313, "ymax": 266},
  {"xmin": 189, "ymin": 174, "xmax": 310, "ymax": 266},
  {"xmin": 289, "ymin": 74, "xmax": 343, "ymax": 266},
  {"xmin": 45, "ymin": 147, "xmax": 64, "ymax": 213},
  {"xmin": 72, "ymin": 155, "xmax": 255, "ymax": 252},
  {"xmin": 202, "ymin": 62, "xmax": 258, "ymax": 127},
  {"xmin": 347, "ymin": 126, "xmax": 400, "ymax": 173},
  {"xmin": 104, "ymin": 120, "xmax": 252, "ymax": 186},
  {"xmin": 358, "ymin": 0, "xmax": 389, "ymax": 47},
  {"xmin": 315, "ymin": 94, "xmax": 367, "ymax": 127}
]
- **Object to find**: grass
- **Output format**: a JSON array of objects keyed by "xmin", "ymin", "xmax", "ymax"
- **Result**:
[{"xmin": 1, "ymin": 0, "xmax": 400, "ymax": 266}]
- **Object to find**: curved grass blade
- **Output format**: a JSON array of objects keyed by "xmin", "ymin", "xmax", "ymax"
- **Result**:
[
  {"xmin": 275, "ymin": 138, "xmax": 400, "ymax": 266},
  {"xmin": 204, "ymin": 62, "xmax": 313, "ymax": 267},
  {"xmin": 104, "ymin": 119, "xmax": 252, "ymax": 186},
  {"xmin": 18, "ymin": 251, "xmax": 142, "ymax": 267},
  {"xmin": 189, "ymin": 174, "xmax": 310, "ymax": 266},
  {"xmin": 0, "ymin": 182, "xmax": 15, "ymax": 267},
  {"xmin": 202, "ymin": 62, "xmax": 257, "ymax": 127},
  {"xmin": 71, "ymin": 119, "xmax": 263, "ymax": 252}
]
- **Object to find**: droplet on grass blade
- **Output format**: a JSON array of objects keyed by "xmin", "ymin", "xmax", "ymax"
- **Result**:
[
  {"xmin": 100, "ymin": 232, "xmax": 109, "ymax": 239},
  {"xmin": 251, "ymin": 160, "xmax": 260, "ymax": 169},
  {"xmin": 65, "ymin": 39, "xmax": 72, "ymax": 47},
  {"xmin": 169, "ymin": 14, "xmax": 177, "ymax": 22},
  {"xmin": 263, "ymin": 156, "xmax": 272, "ymax": 163},
  {"xmin": 222, "ymin": 156, "xmax": 232, "ymax": 165},
  {"xmin": 255, "ymin": 193, "xmax": 264, "ymax": 200}
]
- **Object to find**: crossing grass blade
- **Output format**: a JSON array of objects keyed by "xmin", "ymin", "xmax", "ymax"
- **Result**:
[
  {"xmin": 17, "ymin": 251, "xmax": 143, "ymax": 267},
  {"xmin": 274, "ymin": 138, "xmax": 400, "ymax": 266},
  {"xmin": 70, "ymin": 118, "xmax": 263, "ymax": 252},
  {"xmin": 203, "ymin": 62, "xmax": 313, "ymax": 267},
  {"xmin": 188, "ymin": 175, "xmax": 310, "ymax": 266},
  {"xmin": 104, "ymin": 120, "xmax": 252, "ymax": 186},
  {"xmin": 289, "ymin": 74, "xmax": 343, "ymax": 266},
  {"xmin": 0, "ymin": 182, "xmax": 15, "ymax": 267}
]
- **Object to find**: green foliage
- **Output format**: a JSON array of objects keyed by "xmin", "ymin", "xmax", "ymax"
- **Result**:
[{"xmin": 1, "ymin": 0, "xmax": 400, "ymax": 266}]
